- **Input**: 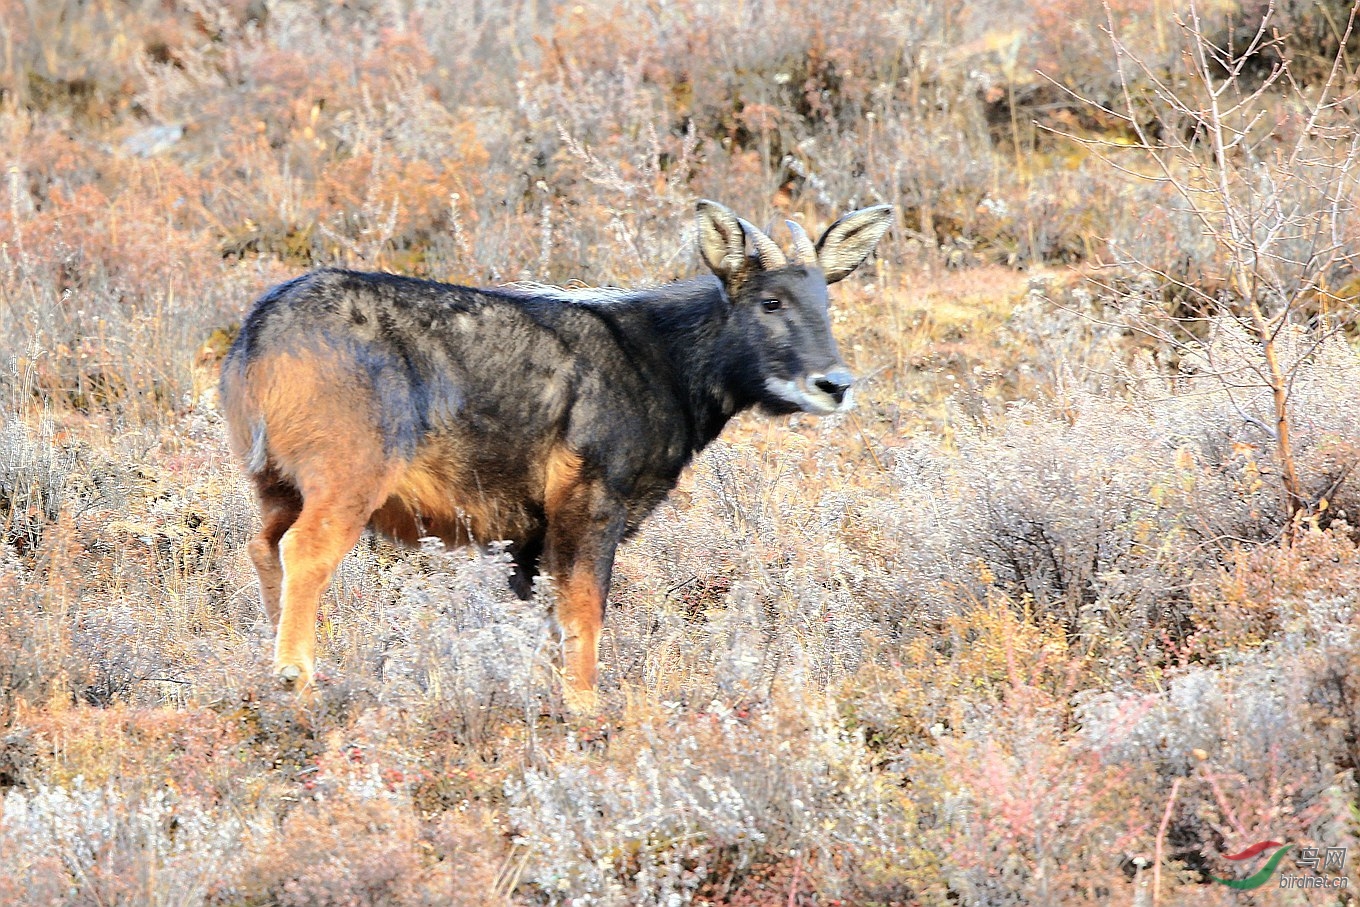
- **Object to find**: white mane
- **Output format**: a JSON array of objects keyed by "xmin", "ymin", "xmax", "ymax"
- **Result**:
[{"xmin": 498, "ymin": 281, "xmax": 639, "ymax": 305}]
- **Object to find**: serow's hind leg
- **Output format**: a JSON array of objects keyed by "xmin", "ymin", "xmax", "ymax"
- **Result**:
[
  {"xmin": 508, "ymin": 537, "xmax": 544, "ymax": 601},
  {"xmin": 246, "ymin": 478, "xmax": 302, "ymax": 629},
  {"xmin": 274, "ymin": 475, "xmax": 391, "ymax": 689}
]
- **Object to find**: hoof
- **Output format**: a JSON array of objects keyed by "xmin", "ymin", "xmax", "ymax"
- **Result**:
[
  {"xmin": 277, "ymin": 664, "xmax": 304, "ymax": 687},
  {"xmin": 562, "ymin": 686, "xmax": 600, "ymax": 716}
]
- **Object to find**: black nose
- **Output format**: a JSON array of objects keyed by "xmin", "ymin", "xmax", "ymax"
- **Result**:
[{"xmin": 813, "ymin": 370, "xmax": 853, "ymax": 405}]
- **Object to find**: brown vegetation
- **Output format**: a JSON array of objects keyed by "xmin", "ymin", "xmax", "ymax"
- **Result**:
[{"xmin": 2, "ymin": 0, "xmax": 1359, "ymax": 903}]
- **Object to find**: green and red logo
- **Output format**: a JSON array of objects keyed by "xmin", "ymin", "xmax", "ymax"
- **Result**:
[{"xmin": 1209, "ymin": 841, "xmax": 1292, "ymax": 890}]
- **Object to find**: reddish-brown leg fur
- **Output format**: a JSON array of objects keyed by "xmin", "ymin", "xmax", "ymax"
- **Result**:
[
  {"xmin": 543, "ymin": 448, "xmax": 625, "ymax": 712},
  {"xmin": 246, "ymin": 480, "xmax": 303, "ymax": 629},
  {"xmin": 554, "ymin": 565, "xmax": 607, "ymax": 703},
  {"xmin": 272, "ymin": 467, "xmax": 395, "ymax": 688}
]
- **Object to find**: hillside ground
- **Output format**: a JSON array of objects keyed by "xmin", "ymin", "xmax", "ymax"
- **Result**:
[{"xmin": 2, "ymin": 1, "xmax": 1359, "ymax": 903}]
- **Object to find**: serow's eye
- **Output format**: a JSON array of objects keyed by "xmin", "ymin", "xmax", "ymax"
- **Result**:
[{"xmin": 761, "ymin": 298, "xmax": 782, "ymax": 313}]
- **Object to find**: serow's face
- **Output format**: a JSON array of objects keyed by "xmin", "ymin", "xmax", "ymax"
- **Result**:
[
  {"xmin": 735, "ymin": 267, "xmax": 852, "ymax": 416},
  {"xmin": 694, "ymin": 199, "xmax": 894, "ymax": 418}
]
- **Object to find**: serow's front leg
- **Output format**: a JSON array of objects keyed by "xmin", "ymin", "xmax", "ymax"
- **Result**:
[{"xmin": 544, "ymin": 468, "xmax": 626, "ymax": 714}]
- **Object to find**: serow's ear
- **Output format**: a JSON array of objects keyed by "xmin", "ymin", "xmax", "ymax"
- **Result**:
[
  {"xmin": 815, "ymin": 204, "xmax": 894, "ymax": 283},
  {"xmin": 696, "ymin": 199, "xmax": 747, "ymax": 282}
]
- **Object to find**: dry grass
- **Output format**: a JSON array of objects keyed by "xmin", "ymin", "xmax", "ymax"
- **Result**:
[{"xmin": 2, "ymin": 0, "xmax": 1360, "ymax": 903}]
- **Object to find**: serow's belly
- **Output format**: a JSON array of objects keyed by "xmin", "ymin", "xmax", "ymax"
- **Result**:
[{"xmin": 367, "ymin": 481, "xmax": 542, "ymax": 550}]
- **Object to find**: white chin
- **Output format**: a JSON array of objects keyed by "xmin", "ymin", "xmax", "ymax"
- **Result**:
[{"xmin": 764, "ymin": 378, "xmax": 847, "ymax": 416}]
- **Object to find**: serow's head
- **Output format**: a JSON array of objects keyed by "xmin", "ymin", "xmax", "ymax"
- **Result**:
[{"xmin": 696, "ymin": 198, "xmax": 893, "ymax": 416}]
